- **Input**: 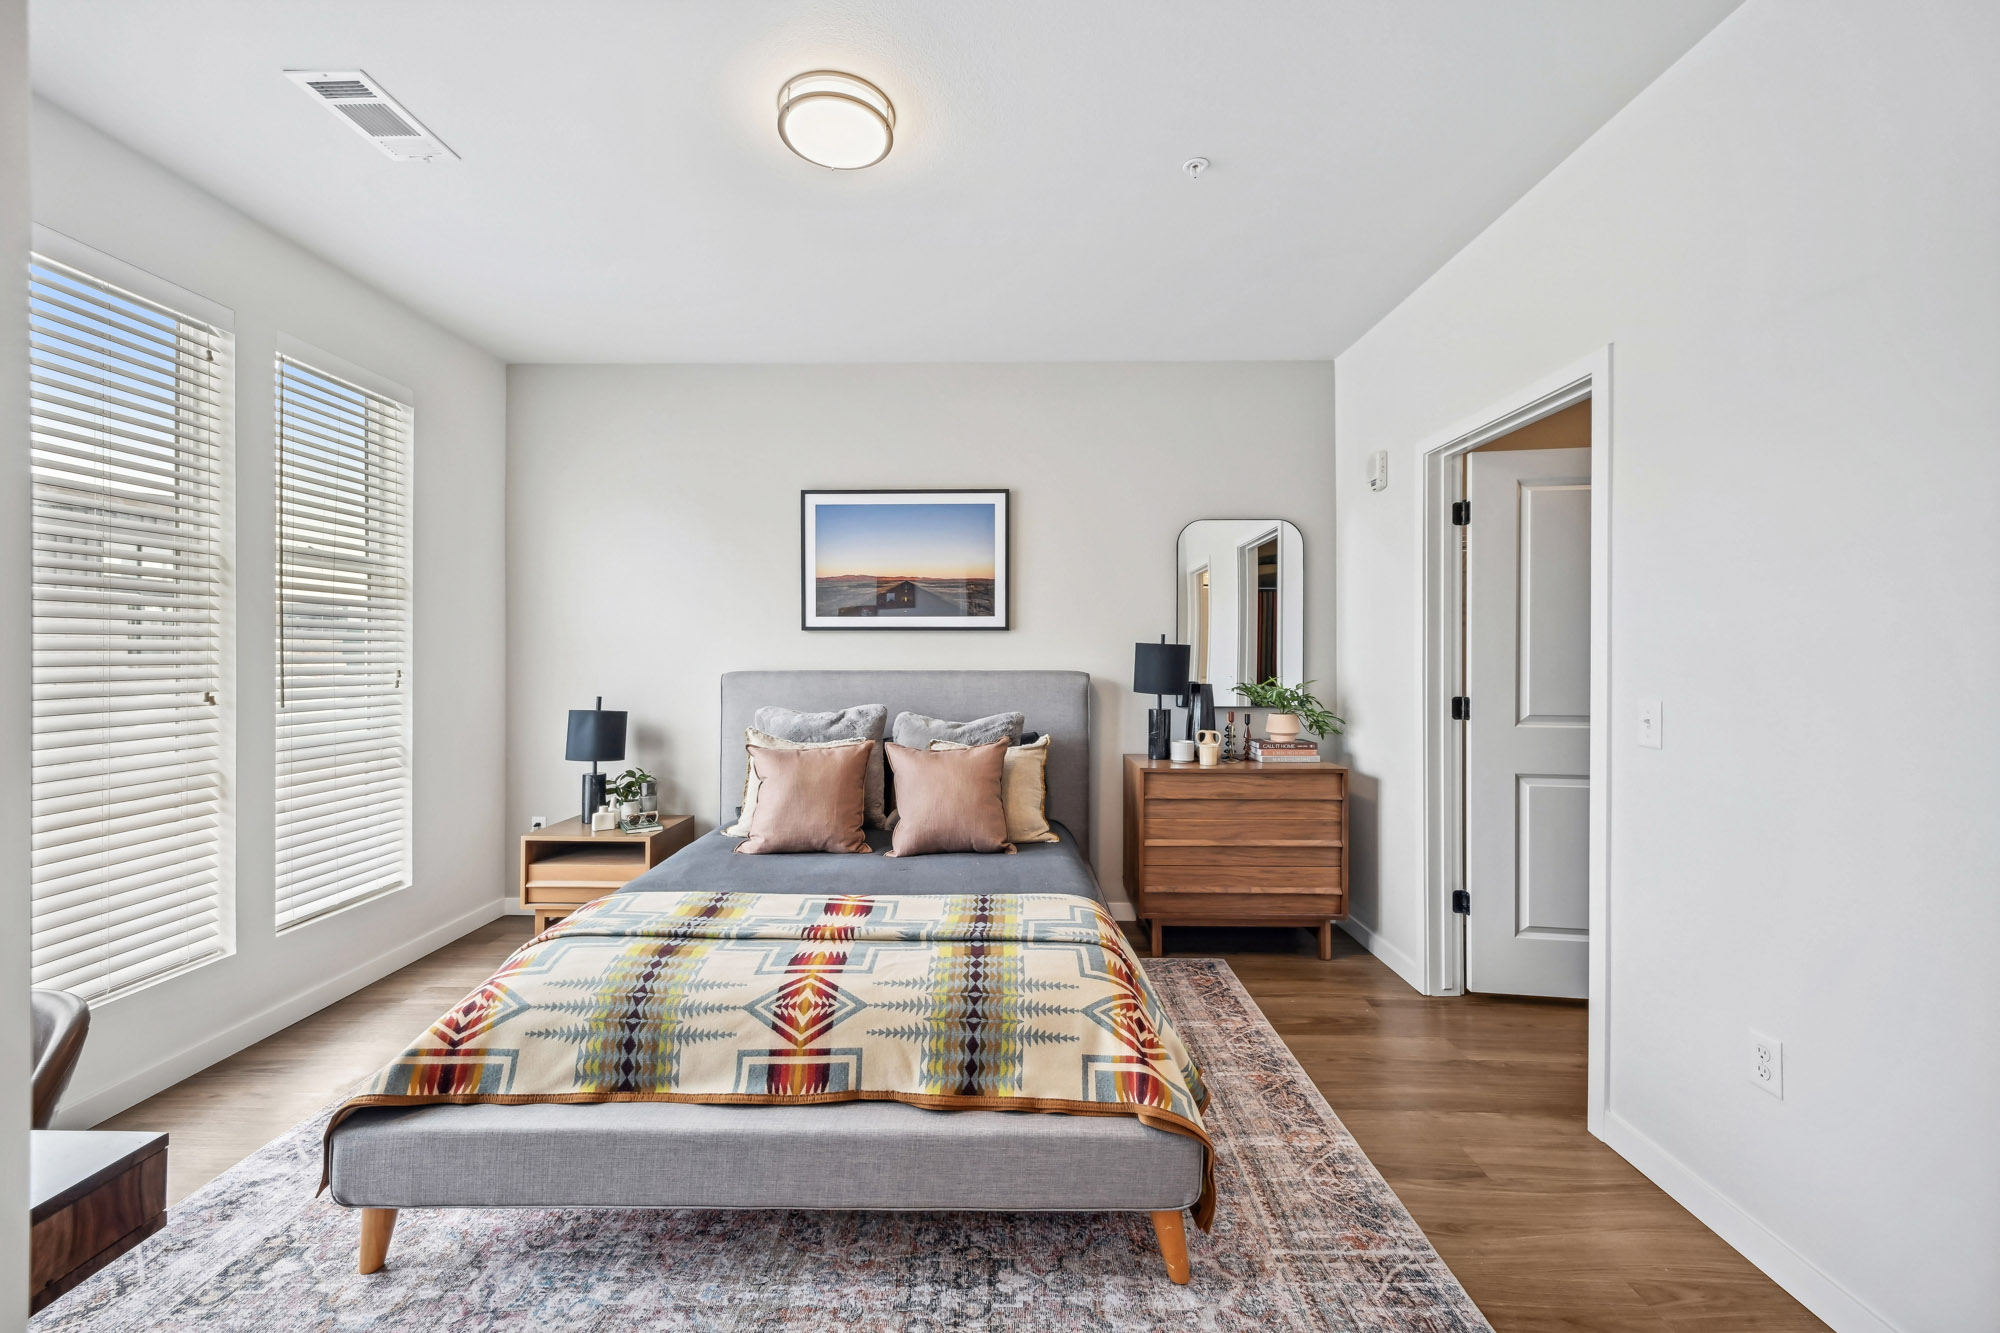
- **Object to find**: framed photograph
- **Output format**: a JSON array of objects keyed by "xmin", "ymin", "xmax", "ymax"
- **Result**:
[{"xmin": 801, "ymin": 489, "xmax": 1010, "ymax": 630}]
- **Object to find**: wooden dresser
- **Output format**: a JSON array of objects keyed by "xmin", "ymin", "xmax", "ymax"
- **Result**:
[
  {"xmin": 1121, "ymin": 754, "xmax": 1348, "ymax": 959},
  {"xmin": 519, "ymin": 815, "xmax": 694, "ymax": 932}
]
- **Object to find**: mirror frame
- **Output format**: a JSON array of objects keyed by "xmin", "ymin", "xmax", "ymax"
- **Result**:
[{"xmin": 1175, "ymin": 517, "xmax": 1306, "ymax": 706}]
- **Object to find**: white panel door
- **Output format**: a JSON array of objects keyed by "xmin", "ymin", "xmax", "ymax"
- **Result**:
[{"xmin": 1465, "ymin": 446, "xmax": 1591, "ymax": 997}]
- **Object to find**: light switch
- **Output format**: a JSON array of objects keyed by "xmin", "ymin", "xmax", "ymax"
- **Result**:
[{"xmin": 1637, "ymin": 698, "xmax": 1662, "ymax": 749}]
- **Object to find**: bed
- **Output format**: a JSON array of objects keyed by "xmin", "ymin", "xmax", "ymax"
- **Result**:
[{"xmin": 325, "ymin": 670, "xmax": 1207, "ymax": 1282}]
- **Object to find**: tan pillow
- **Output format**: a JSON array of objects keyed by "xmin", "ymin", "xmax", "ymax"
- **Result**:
[
  {"xmin": 929, "ymin": 734, "xmax": 1058, "ymax": 844},
  {"xmin": 883, "ymin": 741, "xmax": 1013, "ymax": 857},
  {"xmin": 736, "ymin": 743, "xmax": 873, "ymax": 855},
  {"xmin": 724, "ymin": 729, "xmax": 871, "ymax": 836}
]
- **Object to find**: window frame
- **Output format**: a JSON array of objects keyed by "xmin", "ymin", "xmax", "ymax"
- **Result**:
[
  {"xmin": 27, "ymin": 225, "xmax": 237, "ymax": 1003},
  {"xmin": 271, "ymin": 335, "xmax": 415, "ymax": 931}
]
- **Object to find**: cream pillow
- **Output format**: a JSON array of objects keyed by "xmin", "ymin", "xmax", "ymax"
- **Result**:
[
  {"xmin": 724, "ymin": 728, "xmax": 873, "ymax": 837},
  {"xmin": 928, "ymin": 734, "xmax": 1058, "ymax": 843}
]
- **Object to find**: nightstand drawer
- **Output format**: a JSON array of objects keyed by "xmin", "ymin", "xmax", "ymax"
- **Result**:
[{"xmin": 525, "ymin": 849, "xmax": 646, "ymax": 885}]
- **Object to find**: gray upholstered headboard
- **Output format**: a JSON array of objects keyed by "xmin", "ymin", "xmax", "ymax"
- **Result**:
[{"xmin": 718, "ymin": 671, "xmax": 1093, "ymax": 856}]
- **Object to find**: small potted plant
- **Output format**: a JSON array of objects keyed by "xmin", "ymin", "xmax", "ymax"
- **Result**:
[
  {"xmin": 1232, "ymin": 678, "xmax": 1344, "ymax": 743},
  {"xmin": 608, "ymin": 766, "xmax": 657, "ymax": 822}
]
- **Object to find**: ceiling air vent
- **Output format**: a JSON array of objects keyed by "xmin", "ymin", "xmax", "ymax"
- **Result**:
[{"xmin": 284, "ymin": 69, "xmax": 458, "ymax": 162}]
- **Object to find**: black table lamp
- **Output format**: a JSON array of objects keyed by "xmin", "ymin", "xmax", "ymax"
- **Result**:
[
  {"xmin": 1133, "ymin": 636, "xmax": 1191, "ymax": 761},
  {"xmin": 565, "ymin": 696, "xmax": 627, "ymax": 825}
]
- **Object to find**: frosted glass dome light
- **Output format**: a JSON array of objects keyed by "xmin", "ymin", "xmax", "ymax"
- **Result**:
[{"xmin": 777, "ymin": 71, "xmax": 895, "ymax": 170}]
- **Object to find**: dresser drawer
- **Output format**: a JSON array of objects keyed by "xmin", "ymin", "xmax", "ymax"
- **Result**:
[
  {"xmin": 1145, "ymin": 769, "xmax": 1344, "ymax": 801},
  {"xmin": 1145, "ymin": 797, "xmax": 1341, "ymax": 844},
  {"xmin": 1144, "ymin": 864, "xmax": 1343, "ymax": 894}
]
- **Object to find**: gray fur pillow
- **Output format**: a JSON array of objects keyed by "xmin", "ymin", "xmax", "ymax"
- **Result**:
[
  {"xmin": 751, "ymin": 704, "xmax": 889, "ymax": 828},
  {"xmin": 890, "ymin": 710, "xmax": 1025, "ymax": 750}
]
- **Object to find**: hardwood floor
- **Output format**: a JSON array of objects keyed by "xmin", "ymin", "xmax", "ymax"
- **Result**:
[
  {"xmin": 1153, "ymin": 923, "xmax": 1828, "ymax": 1333},
  {"xmin": 99, "ymin": 914, "xmax": 1827, "ymax": 1332}
]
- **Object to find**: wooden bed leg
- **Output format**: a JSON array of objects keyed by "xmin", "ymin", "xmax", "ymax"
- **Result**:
[
  {"xmin": 358, "ymin": 1208, "xmax": 397, "ymax": 1274},
  {"xmin": 1151, "ymin": 1209, "xmax": 1190, "ymax": 1284},
  {"xmin": 1319, "ymin": 920, "xmax": 1334, "ymax": 961}
]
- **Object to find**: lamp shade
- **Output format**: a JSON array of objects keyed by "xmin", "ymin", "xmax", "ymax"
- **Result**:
[
  {"xmin": 1133, "ymin": 641, "xmax": 1192, "ymax": 696},
  {"xmin": 565, "ymin": 706, "xmax": 627, "ymax": 763}
]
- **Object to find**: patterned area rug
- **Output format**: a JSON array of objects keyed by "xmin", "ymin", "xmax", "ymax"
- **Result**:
[{"xmin": 34, "ymin": 959, "xmax": 1490, "ymax": 1332}]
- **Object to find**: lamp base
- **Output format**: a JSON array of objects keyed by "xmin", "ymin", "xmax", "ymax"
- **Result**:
[
  {"xmin": 1148, "ymin": 708, "xmax": 1174, "ymax": 761},
  {"xmin": 580, "ymin": 772, "xmax": 606, "ymax": 827}
]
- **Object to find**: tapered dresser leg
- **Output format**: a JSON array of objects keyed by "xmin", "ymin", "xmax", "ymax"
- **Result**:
[
  {"xmin": 358, "ymin": 1208, "xmax": 398, "ymax": 1274},
  {"xmin": 1319, "ymin": 920, "xmax": 1334, "ymax": 961},
  {"xmin": 1151, "ymin": 1209, "xmax": 1190, "ymax": 1284},
  {"xmin": 1149, "ymin": 919, "xmax": 1163, "ymax": 957}
]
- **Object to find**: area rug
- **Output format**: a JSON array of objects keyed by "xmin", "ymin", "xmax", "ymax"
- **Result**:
[{"xmin": 32, "ymin": 958, "xmax": 1490, "ymax": 1332}]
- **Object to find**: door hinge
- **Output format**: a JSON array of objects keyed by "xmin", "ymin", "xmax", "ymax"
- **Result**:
[
  {"xmin": 1451, "ymin": 500, "xmax": 1471, "ymax": 526},
  {"xmin": 1450, "ymin": 695, "xmax": 1470, "ymax": 721},
  {"xmin": 1452, "ymin": 889, "xmax": 1470, "ymax": 915}
]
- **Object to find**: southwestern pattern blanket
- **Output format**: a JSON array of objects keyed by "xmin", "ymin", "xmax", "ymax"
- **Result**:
[{"xmin": 323, "ymin": 891, "xmax": 1216, "ymax": 1226}]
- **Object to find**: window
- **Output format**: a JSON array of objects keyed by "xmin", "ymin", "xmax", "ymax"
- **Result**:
[
  {"xmin": 274, "ymin": 353, "xmax": 411, "ymax": 928},
  {"xmin": 29, "ymin": 253, "xmax": 231, "ymax": 1001}
]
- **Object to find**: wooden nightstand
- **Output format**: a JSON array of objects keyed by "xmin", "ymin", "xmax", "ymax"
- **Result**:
[
  {"xmin": 1122, "ymin": 754, "xmax": 1348, "ymax": 959},
  {"xmin": 520, "ymin": 815, "xmax": 694, "ymax": 932}
]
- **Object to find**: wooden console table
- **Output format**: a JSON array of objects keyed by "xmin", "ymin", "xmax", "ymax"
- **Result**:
[
  {"xmin": 31, "ymin": 1130, "xmax": 167, "ymax": 1313},
  {"xmin": 1121, "ymin": 754, "xmax": 1348, "ymax": 959}
]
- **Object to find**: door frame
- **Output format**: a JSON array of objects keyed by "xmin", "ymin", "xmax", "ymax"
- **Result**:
[{"xmin": 1418, "ymin": 346, "xmax": 1613, "ymax": 1137}]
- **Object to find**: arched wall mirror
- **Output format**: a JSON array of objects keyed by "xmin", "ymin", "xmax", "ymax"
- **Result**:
[{"xmin": 1176, "ymin": 519, "xmax": 1305, "ymax": 706}]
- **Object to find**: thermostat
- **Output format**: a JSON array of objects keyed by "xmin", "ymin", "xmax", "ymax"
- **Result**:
[{"xmin": 1366, "ymin": 450, "xmax": 1389, "ymax": 492}]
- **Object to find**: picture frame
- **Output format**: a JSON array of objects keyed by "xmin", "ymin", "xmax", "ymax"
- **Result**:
[{"xmin": 801, "ymin": 489, "xmax": 1011, "ymax": 630}]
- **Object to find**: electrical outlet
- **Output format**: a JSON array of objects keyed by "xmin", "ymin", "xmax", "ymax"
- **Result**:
[
  {"xmin": 1637, "ymin": 697, "xmax": 1663, "ymax": 749},
  {"xmin": 529, "ymin": 815, "xmax": 547, "ymax": 831},
  {"xmin": 1748, "ymin": 1030, "xmax": 1783, "ymax": 1099}
]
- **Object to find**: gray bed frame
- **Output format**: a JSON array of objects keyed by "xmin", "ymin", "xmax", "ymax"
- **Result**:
[{"xmin": 328, "ymin": 670, "xmax": 1202, "ymax": 1283}]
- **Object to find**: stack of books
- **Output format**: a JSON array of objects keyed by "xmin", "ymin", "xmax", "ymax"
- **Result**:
[{"xmin": 1249, "ymin": 739, "xmax": 1321, "ymax": 763}]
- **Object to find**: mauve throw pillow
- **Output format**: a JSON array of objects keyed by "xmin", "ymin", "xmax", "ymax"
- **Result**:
[
  {"xmin": 883, "ymin": 741, "xmax": 1013, "ymax": 857},
  {"xmin": 753, "ymin": 704, "xmax": 890, "ymax": 828},
  {"xmin": 736, "ymin": 743, "xmax": 873, "ymax": 855}
]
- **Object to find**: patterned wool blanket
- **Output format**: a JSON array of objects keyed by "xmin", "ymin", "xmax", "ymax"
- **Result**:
[{"xmin": 324, "ymin": 891, "xmax": 1215, "ymax": 1226}]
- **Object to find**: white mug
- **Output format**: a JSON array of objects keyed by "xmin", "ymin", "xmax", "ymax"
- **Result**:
[{"xmin": 1169, "ymin": 739, "xmax": 1197, "ymax": 763}]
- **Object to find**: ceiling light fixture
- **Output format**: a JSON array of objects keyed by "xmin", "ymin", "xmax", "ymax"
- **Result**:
[{"xmin": 777, "ymin": 71, "xmax": 894, "ymax": 170}]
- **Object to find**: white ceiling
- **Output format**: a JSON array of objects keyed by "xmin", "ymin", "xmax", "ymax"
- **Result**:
[{"xmin": 29, "ymin": 1, "xmax": 1740, "ymax": 364}]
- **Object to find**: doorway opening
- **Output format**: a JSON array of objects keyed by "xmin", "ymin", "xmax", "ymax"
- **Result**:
[{"xmin": 1419, "ymin": 349, "xmax": 1612, "ymax": 1135}]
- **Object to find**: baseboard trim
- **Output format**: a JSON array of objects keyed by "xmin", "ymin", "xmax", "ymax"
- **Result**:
[
  {"xmin": 1602, "ymin": 1111, "xmax": 1900, "ymax": 1333},
  {"xmin": 65, "ymin": 897, "xmax": 509, "ymax": 1128},
  {"xmin": 1337, "ymin": 915, "xmax": 1425, "ymax": 993}
]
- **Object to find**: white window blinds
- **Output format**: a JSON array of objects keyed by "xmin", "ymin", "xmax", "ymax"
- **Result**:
[
  {"xmin": 275, "ymin": 354, "xmax": 411, "ymax": 929},
  {"xmin": 29, "ymin": 255, "xmax": 230, "ymax": 1001}
]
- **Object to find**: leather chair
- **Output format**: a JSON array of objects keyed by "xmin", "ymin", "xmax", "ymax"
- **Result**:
[{"xmin": 31, "ymin": 990, "xmax": 90, "ymax": 1129}]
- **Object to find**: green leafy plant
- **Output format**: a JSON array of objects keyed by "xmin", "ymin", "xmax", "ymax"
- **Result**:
[
  {"xmin": 1232, "ymin": 678, "xmax": 1344, "ymax": 738},
  {"xmin": 608, "ymin": 766, "xmax": 655, "ymax": 805}
]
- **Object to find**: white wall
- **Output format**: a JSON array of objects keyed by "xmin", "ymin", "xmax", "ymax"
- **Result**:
[
  {"xmin": 1331, "ymin": 2, "xmax": 1999, "ymax": 1329},
  {"xmin": 1, "ymin": 0, "xmax": 30, "ymax": 1323},
  {"xmin": 506, "ymin": 363, "xmax": 1336, "ymax": 914},
  {"xmin": 31, "ymin": 100, "xmax": 511, "ymax": 1125}
]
